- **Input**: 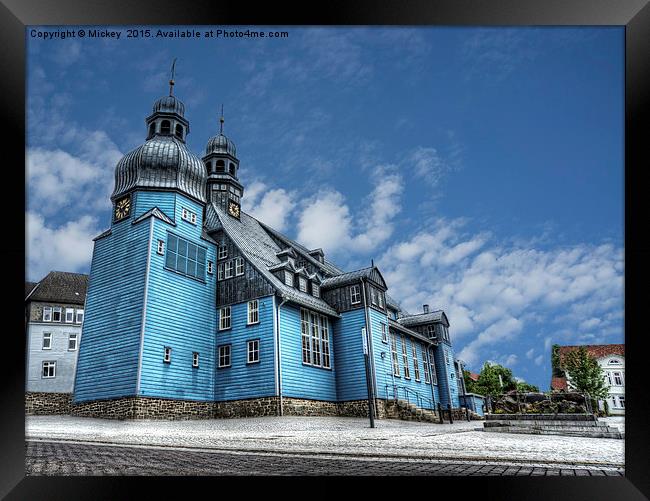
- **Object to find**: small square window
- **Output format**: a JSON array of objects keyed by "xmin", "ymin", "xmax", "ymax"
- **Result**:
[
  {"xmin": 43, "ymin": 307, "xmax": 52, "ymax": 322},
  {"xmin": 75, "ymin": 309, "xmax": 84, "ymax": 324},
  {"xmin": 164, "ymin": 346, "xmax": 172, "ymax": 363},
  {"xmin": 157, "ymin": 240, "xmax": 165, "ymax": 255},
  {"xmin": 68, "ymin": 333, "xmax": 78, "ymax": 351},
  {"xmin": 52, "ymin": 307, "xmax": 62, "ymax": 322},
  {"xmin": 42, "ymin": 361, "xmax": 56, "ymax": 378},
  {"xmin": 207, "ymin": 261, "xmax": 214, "ymax": 274},
  {"xmin": 218, "ymin": 246, "xmax": 228, "ymax": 260},
  {"xmin": 65, "ymin": 308, "xmax": 75, "ymax": 323},
  {"xmin": 42, "ymin": 332, "xmax": 52, "ymax": 350},
  {"xmin": 247, "ymin": 340, "xmax": 260, "ymax": 364},
  {"xmin": 192, "ymin": 352, "xmax": 200, "ymax": 368}
]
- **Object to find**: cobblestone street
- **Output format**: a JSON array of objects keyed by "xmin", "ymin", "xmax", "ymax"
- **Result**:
[{"xmin": 25, "ymin": 440, "xmax": 624, "ymax": 476}]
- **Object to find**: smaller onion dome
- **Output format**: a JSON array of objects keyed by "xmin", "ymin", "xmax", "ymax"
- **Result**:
[
  {"xmin": 205, "ymin": 133, "xmax": 237, "ymax": 157},
  {"xmin": 152, "ymin": 95, "xmax": 185, "ymax": 117}
]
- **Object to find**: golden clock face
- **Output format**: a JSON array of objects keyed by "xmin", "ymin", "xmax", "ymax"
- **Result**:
[
  {"xmin": 114, "ymin": 196, "xmax": 131, "ymax": 221},
  {"xmin": 228, "ymin": 201, "xmax": 240, "ymax": 218}
]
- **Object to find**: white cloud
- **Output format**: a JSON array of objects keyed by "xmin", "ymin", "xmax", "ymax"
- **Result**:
[
  {"xmin": 26, "ymin": 211, "xmax": 101, "ymax": 281},
  {"xmin": 534, "ymin": 355, "xmax": 544, "ymax": 366},
  {"xmin": 241, "ymin": 181, "xmax": 297, "ymax": 232},
  {"xmin": 526, "ymin": 348, "xmax": 535, "ymax": 359}
]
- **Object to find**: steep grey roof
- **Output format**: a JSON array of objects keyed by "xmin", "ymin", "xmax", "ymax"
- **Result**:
[
  {"xmin": 151, "ymin": 95, "xmax": 185, "ymax": 117},
  {"xmin": 398, "ymin": 310, "xmax": 448, "ymax": 327},
  {"xmin": 388, "ymin": 318, "xmax": 435, "ymax": 345},
  {"xmin": 112, "ymin": 135, "xmax": 206, "ymax": 203},
  {"xmin": 133, "ymin": 206, "xmax": 175, "ymax": 226},
  {"xmin": 25, "ymin": 282, "xmax": 38, "ymax": 299},
  {"xmin": 257, "ymin": 222, "xmax": 345, "ymax": 277},
  {"xmin": 320, "ymin": 267, "xmax": 386, "ymax": 290},
  {"xmin": 27, "ymin": 271, "xmax": 88, "ymax": 305},
  {"xmin": 205, "ymin": 203, "xmax": 338, "ymax": 317},
  {"xmin": 205, "ymin": 133, "xmax": 237, "ymax": 157}
]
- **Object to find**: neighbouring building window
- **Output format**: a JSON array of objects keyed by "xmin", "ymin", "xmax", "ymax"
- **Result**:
[
  {"xmin": 65, "ymin": 308, "xmax": 75, "ymax": 323},
  {"xmin": 192, "ymin": 352, "xmax": 200, "ymax": 368},
  {"xmin": 52, "ymin": 307, "xmax": 62, "ymax": 322},
  {"xmin": 181, "ymin": 207, "xmax": 197, "ymax": 224},
  {"xmin": 164, "ymin": 346, "xmax": 172, "ymax": 363},
  {"xmin": 401, "ymin": 335, "xmax": 410, "ymax": 379},
  {"xmin": 247, "ymin": 340, "xmax": 260, "ymax": 364},
  {"xmin": 412, "ymin": 343, "xmax": 421, "ymax": 381},
  {"xmin": 605, "ymin": 372, "xmax": 613, "ymax": 385},
  {"xmin": 218, "ymin": 345, "xmax": 231, "ymax": 368},
  {"xmin": 207, "ymin": 261, "xmax": 214, "ymax": 274},
  {"xmin": 76, "ymin": 309, "xmax": 84, "ymax": 324},
  {"xmin": 284, "ymin": 271, "xmax": 294, "ymax": 287},
  {"xmin": 613, "ymin": 371, "xmax": 624, "ymax": 386},
  {"xmin": 218, "ymin": 263, "xmax": 224, "ymax": 280},
  {"xmin": 165, "ymin": 233, "xmax": 207, "ymax": 281},
  {"xmin": 219, "ymin": 306, "xmax": 231, "ymax": 330},
  {"xmin": 381, "ymin": 323, "xmax": 388, "ymax": 343},
  {"xmin": 43, "ymin": 307, "xmax": 52, "ymax": 322},
  {"xmin": 312, "ymin": 283, "xmax": 320, "ymax": 298},
  {"xmin": 218, "ymin": 245, "xmax": 228, "ymax": 260},
  {"xmin": 157, "ymin": 240, "xmax": 165, "ymax": 255},
  {"xmin": 224, "ymin": 260, "xmax": 234, "ymax": 278},
  {"xmin": 42, "ymin": 332, "xmax": 52, "ymax": 350},
  {"xmin": 618, "ymin": 395, "xmax": 625, "ymax": 408},
  {"xmin": 300, "ymin": 308, "xmax": 330, "ymax": 369},
  {"xmin": 248, "ymin": 300, "xmax": 259, "ymax": 324},
  {"xmin": 350, "ymin": 285, "xmax": 361, "ymax": 305},
  {"xmin": 68, "ymin": 333, "xmax": 78, "ymax": 351},
  {"xmin": 42, "ymin": 361, "xmax": 56, "ymax": 378},
  {"xmin": 390, "ymin": 334, "xmax": 400, "ymax": 377},
  {"xmin": 423, "ymin": 345, "xmax": 431, "ymax": 384},
  {"xmin": 235, "ymin": 257, "xmax": 244, "ymax": 276},
  {"xmin": 299, "ymin": 276, "xmax": 308, "ymax": 293}
]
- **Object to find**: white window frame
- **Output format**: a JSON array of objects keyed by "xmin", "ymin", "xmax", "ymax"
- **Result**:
[
  {"xmin": 391, "ymin": 334, "xmax": 400, "ymax": 377},
  {"xmin": 412, "ymin": 343, "xmax": 420, "ymax": 381},
  {"xmin": 218, "ymin": 345, "xmax": 231, "ymax": 368},
  {"xmin": 429, "ymin": 351, "xmax": 438, "ymax": 385},
  {"xmin": 219, "ymin": 306, "xmax": 231, "ymax": 330},
  {"xmin": 163, "ymin": 346, "xmax": 172, "ymax": 363},
  {"xmin": 381, "ymin": 323, "xmax": 388, "ymax": 343},
  {"xmin": 605, "ymin": 372, "xmax": 613, "ymax": 385},
  {"xmin": 65, "ymin": 308, "xmax": 75, "ymax": 323},
  {"xmin": 298, "ymin": 276, "xmax": 308, "ymax": 293},
  {"xmin": 247, "ymin": 339, "xmax": 260, "ymax": 364},
  {"xmin": 370, "ymin": 288, "xmax": 378, "ymax": 306},
  {"xmin": 181, "ymin": 207, "xmax": 197, "ymax": 225},
  {"xmin": 312, "ymin": 283, "xmax": 320, "ymax": 298},
  {"xmin": 157, "ymin": 239, "xmax": 165, "ymax": 255},
  {"xmin": 612, "ymin": 371, "xmax": 624, "ymax": 386},
  {"xmin": 427, "ymin": 324, "xmax": 436, "ymax": 338},
  {"xmin": 192, "ymin": 352, "xmax": 200, "ymax": 368},
  {"xmin": 350, "ymin": 285, "xmax": 361, "ymax": 305},
  {"xmin": 42, "ymin": 332, "xmax": 52, "ymax": 350},
  {"xmin": 378, "ymin": 292, "xmax": 384, "ymax": 309},
  {"xmin": 248, "ymin": 300, "xmax": 259, "ymax": 325},
  {"xmin": 235, "ymin": 257, "xmax": 244, "ymax": 276},
  {"xmin": 401, "ymin": 335, "xmax": 410, "ymax": 379},
  {"xmin": 224, "ymin": 261, "xmax": 234, "ymax": 279},
  {"xmin": 618, "ymin": 395, "xmax": 625, "ymax": 408},
  {"xmin": 423, "ymin": 345, "xmax": 431, "ymax": 384},
  {"xmin": 43, "ymin": 307, "xmax": 52, "ymax": 322},
  {"xmin": 42, "ymin": 361, "xmax": 56, "ymax": 378},
  {"xmin": 75, "ymin": 309, "xmax": 84, "ymax": 324},
  {"xmin": 218, "ymin": 245, "xmax": 228, "ymax": 260},
  {"xmin": 284, "ymin": 271, "xmax": 294, "ymax": 287},
  {"xmin": 301, "ymin": 309, "xmax": 311, "ymax": 364},
  {"xmin": 68, "ymin": 333, "xmax": 78, "ymax": 351},
  {"xmin": 52, "ymin": 307, "xmax": 62, "ymax": 322},
  {"xmin": 207, "ymin": 261, "xmax": 214, "ymax": 274}
]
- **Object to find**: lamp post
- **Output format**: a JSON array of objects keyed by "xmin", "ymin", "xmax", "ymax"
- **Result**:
[{"xmin": 362, "ymin": 327, "xmax": 375, "ymax": 428}]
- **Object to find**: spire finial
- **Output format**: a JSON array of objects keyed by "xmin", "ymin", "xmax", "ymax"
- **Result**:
[
  {"xmin": 169, "ymin": 57, "xmax": 177, "ymax": 96},
  {"xmin": 219, "ymin": 104, "xmax": 225, "ymax": 134}
]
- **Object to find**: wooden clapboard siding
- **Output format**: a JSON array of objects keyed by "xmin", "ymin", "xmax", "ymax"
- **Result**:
[
  {"xmin": 333, "ymin": 308, "xmax": 367, "ymax": 401},
  {"xmin": 367, "ymin": 308, "xmax": 394, "ymax": 403},
  {"xmin": 432, "ymin": 343, "xmax": 460, "ymax": 408},
  {"xmin": 138, "ymin": 203, "xmax": 216, "ymax": 401},
  {"xmin": 73, "ymin": 216, "xmax": 150, "ymax": 402},
  {"xmin": 214, "ymin": 295, "xmax": 276, "ymax": 401},
  {"xmin": 133, "ymin": 190, "xmax": 176, "ymax": 221},
  {"xmin": 279, "ymin": 303, "xmax": 337, "ymax": 401}
]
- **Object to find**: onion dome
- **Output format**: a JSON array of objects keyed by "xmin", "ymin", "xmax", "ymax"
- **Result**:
[
  {"xmin": 112, "ymin": 135, "xmax": 207, "ymax": 203},
  {"xmin": 152, "ymin": 95, "xmax": 185, "ymax": 117},
  {"xmin": 205, "ymin": 132, "xmax": 237, "ymax": 157}
]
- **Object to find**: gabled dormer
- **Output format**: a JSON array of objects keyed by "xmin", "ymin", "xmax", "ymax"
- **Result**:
[{"xmin": 309, "ymin": 273, "xmax": 322, "ymax": 298}]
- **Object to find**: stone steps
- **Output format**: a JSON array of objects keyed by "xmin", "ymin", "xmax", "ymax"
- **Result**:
[
  {"xmin": 485, "ymin": 420, "xmax": 607, "ymax": 428},
  {"xmin": 483, "ymin": 426, "xmax": 624, "ymax": 439}
]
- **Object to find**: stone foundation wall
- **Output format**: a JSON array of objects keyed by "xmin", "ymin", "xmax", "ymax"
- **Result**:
[
  {"xmin": 70, "ymin": 396, "xmax": 215, "ymax": 420},
  {"xmin": 215, "ymin": 397, "xmax": 280, "ymax": 418},
  {"xmin": 338, "ymin": 400, "xmax": 372, "ymax": 418},
  {"xmin": 282, "ymin": 397, "xmax": 339, "ymax": 417},
  {"xmin": 25, "ymin": 392, "xmax": 72, "ymax": 415}
]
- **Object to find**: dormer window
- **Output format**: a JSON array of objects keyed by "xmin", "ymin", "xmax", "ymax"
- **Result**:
[
  {"xmin": 284, "ymin": 271, "xmax": 294, "ymax": 287},
  {"xmin": 426, "ymin": 325, "xmax": 436, "ymax": 338},
  {"xmin": 160, "ymin": 120, "xmax": 171, "ymax": 134},
  {"xmin": 175, "ymin": 124, "xmax": 184, "ymax": 139},
  {"xmin": 312, "ymin": 283, "xmax": 320, "ymax": 298},
  {"xmin": 608, "ymin": 359, "xmax": 622, "ymax": 365},
  {"xmin": 298, "ymin": 276, "xmax": 308, "ymax": 293}
]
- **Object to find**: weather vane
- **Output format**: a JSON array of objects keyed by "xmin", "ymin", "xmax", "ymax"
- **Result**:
[
  {"xmin": 220, "ymin": 104, "xmax": 225, "ymax": 134},
  {"xmin": 169, "ymin": 57, "xmax": 177, "ymax": 96}
]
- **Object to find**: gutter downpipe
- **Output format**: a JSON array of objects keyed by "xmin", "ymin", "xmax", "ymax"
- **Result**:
[
  {"xmin": 275, "ymin": 295, "xmax": 289, "ymax": 417},
  {"xmin": 360, "ymin": 278, "xmax": 377, "ymax": 424},
  {"xmin": 427, "ymin": 345, "xmax": 437, "ymax": 410}
]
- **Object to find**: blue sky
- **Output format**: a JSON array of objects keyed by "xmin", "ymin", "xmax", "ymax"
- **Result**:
[{"xmin": 26, "ymin": 26, "xmax": 624, "ymax": 390}]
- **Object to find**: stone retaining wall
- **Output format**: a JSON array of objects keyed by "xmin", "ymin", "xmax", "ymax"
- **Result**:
[
  {"xmin": 215, "ymin": 397, "xmax": 280, "ymax": 418},
  {"xmin": 71, "ymin": 397, "xmax": 215, "ymax": 420},
  {"xmin": 26, "ymin": 392, "xmax": 72, "ymax": 415}
]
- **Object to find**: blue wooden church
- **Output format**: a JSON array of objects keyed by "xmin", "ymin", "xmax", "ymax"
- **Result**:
[{"xmin": 72, "ymin": 83, "xmax": 464, "ymax": 420}]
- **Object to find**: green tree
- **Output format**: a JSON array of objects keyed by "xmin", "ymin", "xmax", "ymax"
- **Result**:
[
  {"xmin": 463, "ymin": 369, "xmax": 479, "ymax": 394},
  {"xmin": 473, "ymin": 362, "xmax": 517, "ymax": 397},
  {"xmin": 551, "ymin": 344, "xmax": 565, "ymax": 377},
  {"xmin": 563, "ymin": 347, "xmax": 608, "ymax": 402},
  {"xmin": 515, "ymin": 381, "xmax": 539, "ymax": 393}
]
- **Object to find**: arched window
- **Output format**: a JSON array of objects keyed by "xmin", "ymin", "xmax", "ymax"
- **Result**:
[
  {"xmin": 160, "ymin": 120, "xmax": 171, "ymax": 134},
  {"xmin": 175, "ymin": 124, "xmax": 184, "ymax": 139},
  {"xmin": 216, "ymin": 160, "xmax": 225, "ymax": 172},
  {"xmin": 148, "ymin": 123, "xmax": 156, "ymax": 137},
  {"xmin": 229, "ymin": 163, "xmax": 236, "ymax": 175}
]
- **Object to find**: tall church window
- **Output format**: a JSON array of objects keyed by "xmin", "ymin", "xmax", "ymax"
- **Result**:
[
  {"xmin": 160, "ymin": 120, "xmax": 171, "ymax": 134},
  {"xmin": 301, "ymin": 309, "xmax": 311, "ymax": 364},
  {"xmin": 390, "ymin": 334, "xmax": 400, "ymax": 377},
  {"xmin": 320, "ymin": 316, "xmax": 331, "ymax": 368},
  {"xmin": 165, "ymin": 233, "xmax": 206, "ymax": 281},
  {"xmin": 401, "ymin": 335, "xmax": 410, "ymax": 379},
  {"xmin": 412, "ymin": 343, "xmax": 421, "ymax": 381},
  {"xmin": 300, "ymin": 309, "xmax": 330, "ymax": 369},
  {"xmin": 429, "ymin": 350, "xmax": 438, "ymax": 385},
  {"xmin": 310, "ymin": 312, "xmax": 321, "ymax": 366},
  {"xmin": 423, "ymin": 345, "xmax": 431, "ymax": 384}
]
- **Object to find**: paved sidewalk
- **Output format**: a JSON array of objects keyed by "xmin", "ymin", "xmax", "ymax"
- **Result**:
[{"xmin": 25, "ymin": 415, "xmax": 624, "ymax": 470}]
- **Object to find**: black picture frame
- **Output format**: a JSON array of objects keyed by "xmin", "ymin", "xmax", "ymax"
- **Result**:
[{"xmin": 5, "ymin": 0, "xmax": 649, "ymax": 498}]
